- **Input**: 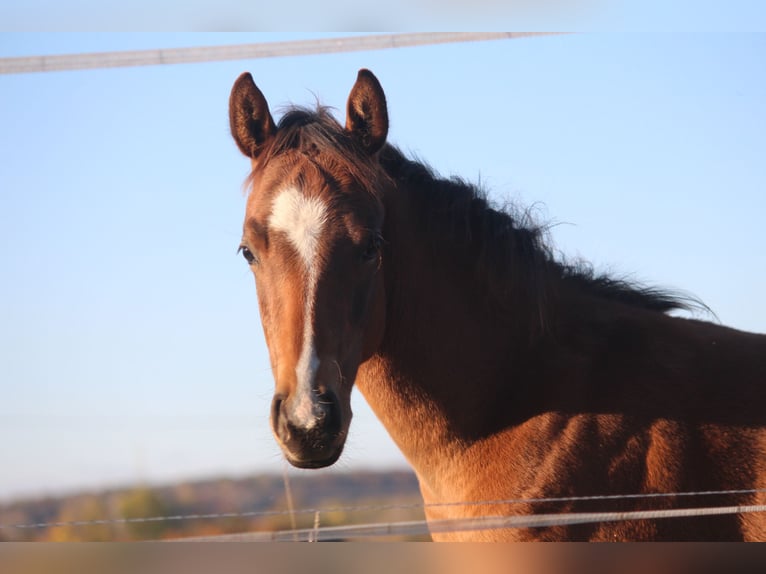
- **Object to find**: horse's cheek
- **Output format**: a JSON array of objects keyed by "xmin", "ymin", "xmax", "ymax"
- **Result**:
[{"xmin": 253, "ymin": 273, "xmax": 282, "ymax": 375}]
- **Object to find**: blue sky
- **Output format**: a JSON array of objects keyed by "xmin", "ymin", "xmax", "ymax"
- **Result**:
[{"xmin": 1, "ymin": 33, "xmax": 765, "ymax": 500}]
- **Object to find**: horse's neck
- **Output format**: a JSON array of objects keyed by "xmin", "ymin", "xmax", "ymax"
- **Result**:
[
  {"xmin": 354, "ymin": 181, "xmax": 537, "ymax": 490},
  {"xmin": 351, "ymin": 178, "xmax": 669, "ymax": 495},
  {"xmin": 352, "ymin": 177, "xmax": 766, "ymax": 517}
]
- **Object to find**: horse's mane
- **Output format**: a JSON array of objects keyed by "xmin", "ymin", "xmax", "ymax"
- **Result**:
[
  {"xmin": 377, "ymin": 145, "xmax": 706, "ymax": 333},
  {"xmin": 262, "ymin": 107, "xmax": 705, "ymax": 334}
]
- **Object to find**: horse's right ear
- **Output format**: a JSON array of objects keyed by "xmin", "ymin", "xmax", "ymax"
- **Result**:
[{"xmin": 229, "ymin": 72, "xmax": 276, "ymax": 159}]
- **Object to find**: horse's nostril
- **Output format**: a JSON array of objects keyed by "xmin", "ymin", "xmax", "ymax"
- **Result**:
[
  {"xmin": 272, "ymin": 390, "xmax": 342, "ymax": 442},
  {"xmin": 271, "ymin": 394, "xmax": 285, "ymax": 424}
]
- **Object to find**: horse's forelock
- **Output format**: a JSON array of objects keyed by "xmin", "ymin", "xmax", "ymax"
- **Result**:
[{"xmin": 246, "ymin": 106, "xmax": 386, "ymax": 200}]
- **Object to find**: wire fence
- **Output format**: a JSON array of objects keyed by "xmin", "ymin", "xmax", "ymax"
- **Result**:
[
  {"xmin": 3, "ymin": 487, "xmax": 765, "ymax": 541},
  {"xmin": 177, "ymin": 503, "xmax": 766, "ymax": 542}
]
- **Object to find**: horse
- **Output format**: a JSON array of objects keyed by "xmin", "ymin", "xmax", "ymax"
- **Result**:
[{"xmin": 228, "ymin": 69, "xmax": 766, "ymax": 541}]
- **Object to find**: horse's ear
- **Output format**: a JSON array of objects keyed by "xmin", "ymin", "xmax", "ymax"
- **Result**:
[
  {"xmin": 229, "ymin": 72, "xmax": 276, "ymax": 159},
  {"xmin": 345, "ymin": 69, "xmax": 388, "ymax": 155}
]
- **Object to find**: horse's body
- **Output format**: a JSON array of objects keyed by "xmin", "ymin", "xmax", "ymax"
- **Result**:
[{"xmin": 228, "ymin": 69, "xmax": 766, "ymax": 541}]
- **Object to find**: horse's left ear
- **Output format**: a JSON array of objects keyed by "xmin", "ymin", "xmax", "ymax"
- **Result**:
[{"xmin": 345, "ymin": 69, "xmax": 388, "ymax": 155}]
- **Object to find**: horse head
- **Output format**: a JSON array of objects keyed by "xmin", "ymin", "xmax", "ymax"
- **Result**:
[{"xmin": 229, "ymin": 70, "xmax": 389, "ymax": 468}]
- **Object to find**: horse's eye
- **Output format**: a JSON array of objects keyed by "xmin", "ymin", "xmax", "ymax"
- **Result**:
[
  {"xmin": 238, "ymin": 245, "xmax": 256, "ymax": 265},
  {"xmin": 361, "ymin": 234, "xmax": 382, "ymax": 262}
]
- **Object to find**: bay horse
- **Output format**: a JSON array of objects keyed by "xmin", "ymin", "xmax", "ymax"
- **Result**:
[{"xmin": 228, "ymin": 69, "xmax": 766, "ymax": 541}]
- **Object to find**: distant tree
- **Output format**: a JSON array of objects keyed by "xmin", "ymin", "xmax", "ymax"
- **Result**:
[
  {"xmin": 44, "ymin": 495, "xmax": 115, "ymax": 542},
  {"xmin": 119, "ymin": 487, "xmax": 170, "ymax": 541}
]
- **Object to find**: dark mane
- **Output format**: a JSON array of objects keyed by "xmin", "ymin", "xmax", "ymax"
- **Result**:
[{"xmin": 377, "ymin": 145, "xmax": 706, "ymax": 331}]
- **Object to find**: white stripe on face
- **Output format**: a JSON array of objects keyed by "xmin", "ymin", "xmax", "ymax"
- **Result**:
[
  {"xmin": 268, "ymin": 186, "xmax": 328, "ymax": 428},
  {"xmin": 269, "ymin": 186, "xmax": 328, "ymax": 269}
]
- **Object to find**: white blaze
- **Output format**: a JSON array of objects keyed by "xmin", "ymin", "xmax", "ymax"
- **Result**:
[{"xmin": 269, "ymin": 186, "xmax": 328, "ymax": 428}]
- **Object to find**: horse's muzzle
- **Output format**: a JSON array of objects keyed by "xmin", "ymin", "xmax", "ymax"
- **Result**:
[{"xmin": 271, "ymin": 392, "xmax": 345, "ymax": 468}]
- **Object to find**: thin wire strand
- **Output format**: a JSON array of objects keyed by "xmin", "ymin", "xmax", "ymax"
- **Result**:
[
  {"xmin": 3, "ymin": 486, "xmax": 765, "ymax": 532},
  {"xmin": 174, "ymin": 503, "xmax": 766, "ymax": 541}
]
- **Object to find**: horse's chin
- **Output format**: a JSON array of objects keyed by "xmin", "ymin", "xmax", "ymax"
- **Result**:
[{"xmin": 283, "ymin": 447, "xmax": 344, "ymax": 469}]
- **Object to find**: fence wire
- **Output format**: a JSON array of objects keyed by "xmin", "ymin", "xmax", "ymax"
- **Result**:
[
  {"xmin": 3, "ymin": 487, "xmax": 765, "ymax": 541},
  {"xmin": 175, "ymin": 503, "xmax": 766, "ymax": 541},
  {"xmin": 0, "ymin": 32, "xmax": 566, "ymax": 75}
]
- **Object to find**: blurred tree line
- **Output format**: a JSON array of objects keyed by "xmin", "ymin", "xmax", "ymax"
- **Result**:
[{"xmin": 0, "ymin": 471, "xmax": 426, "ymax": 541}]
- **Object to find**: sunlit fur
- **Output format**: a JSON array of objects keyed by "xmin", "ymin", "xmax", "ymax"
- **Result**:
[{"xmin": 230, "ymin": 70, "xmax": 766, "ymax": 541}]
